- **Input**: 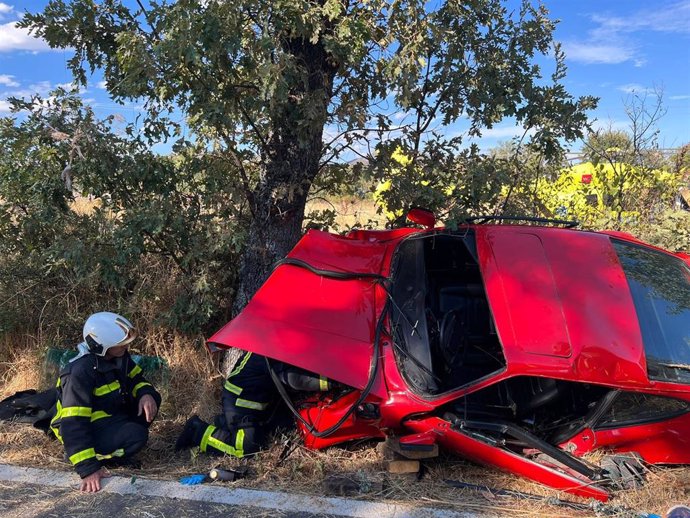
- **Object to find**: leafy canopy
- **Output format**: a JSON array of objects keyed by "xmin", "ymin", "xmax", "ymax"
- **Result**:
[{"xmin": 22, "ymin": 0, "xmax": 596, "ymax": 184}]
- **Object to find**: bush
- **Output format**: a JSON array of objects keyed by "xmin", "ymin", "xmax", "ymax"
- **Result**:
[{"xmin": 0, "ymin": 92, "xmax": 245, "ymax": 342}]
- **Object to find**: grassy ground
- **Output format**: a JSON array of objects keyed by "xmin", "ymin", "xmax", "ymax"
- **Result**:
[{"xmin": 1, "ymin": 333, "xmax": 689, "ymax": 518}]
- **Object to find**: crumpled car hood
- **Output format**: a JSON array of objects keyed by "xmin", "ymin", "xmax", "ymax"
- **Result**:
[{"xmin": 208, "ymin": 229, "xmax": 392, "ymax": 397}]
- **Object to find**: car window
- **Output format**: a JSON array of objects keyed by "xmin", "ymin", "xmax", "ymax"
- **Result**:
[
  {"xmin": 596, "ymin": 392, "xmax": 690, "ymax": 428},
  {"xmin": 613, "ymin": 240, "xmax": 690, "ymax": 384}
]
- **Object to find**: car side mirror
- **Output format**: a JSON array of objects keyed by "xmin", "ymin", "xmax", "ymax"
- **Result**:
[{"xmin": 406, "ymin": 208, "xmax": 436, "ymax": 229}]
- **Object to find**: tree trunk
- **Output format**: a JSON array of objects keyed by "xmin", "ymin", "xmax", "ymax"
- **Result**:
[{"xmin": 221, "ymin": 35, "xmax": 337, "ymax": 374}]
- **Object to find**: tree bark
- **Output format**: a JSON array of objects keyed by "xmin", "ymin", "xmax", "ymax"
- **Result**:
[{"xmin": 222, "ymin": 35, "xmax": 337, "ymax": 374}]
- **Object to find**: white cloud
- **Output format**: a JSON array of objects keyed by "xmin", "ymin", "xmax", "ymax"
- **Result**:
[
  {"xmin": 481, "ymin": 125, "xmax": 535, "ymax": 139},
  {"xmin": 669, "ymin": 94, "xmax": 690, "ymax": 100},
  {"xmin": 55, "ymin": 81, "xmax": 86, "ymax": 93},
  {"xmin": 617, "ymin": 83, "xmax": 649, "ymax": 94},
  {"xmin": 563, "ymin": 1, "xmax": 690, "ymax": 66},
  {"xmin": 0, "ymin": 74, "xmax": 19, "ymax": 87},
  {"xmin": 0, "ymin": 99, "xmax": 11, "ymax": 112},
  {"xmin": 591, "ymin": 1, "xmax": 690, "ymax": 35},
  {"xmin": 96, "ymin": 81, "xmax": 108, "ymax": 89},
  {"xmin": 0, "ymin": 21, "xmax": 55, "ymax": 53},
  {"xmin": 589, "ymin": 119, "xmax": 630, "ymax": 133},
  {"xmin": 1, "ymin": 81, "xmax": 55, "ymax": 107},
  {"xmin": 561, "ymin": 42, "xmax": 635, "ymax": 65}
]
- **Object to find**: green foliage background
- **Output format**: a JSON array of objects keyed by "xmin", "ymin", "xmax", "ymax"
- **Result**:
[{"xmin": 0, "ymin": 92, "xmax": 244, "ymax": 340}]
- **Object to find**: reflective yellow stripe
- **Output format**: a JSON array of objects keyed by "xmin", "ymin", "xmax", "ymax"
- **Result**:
[
  {"xmin": 51, "ymin": 426, "xmax": 63, "ymax": 443},
  {"xmin": 132, "ymin": 382, "xmax": 151, "ymax": 397},
  {"xmin": 51, "ymin": 400, "xmax": 62, "ymax": 425},
  {"xmin": 96, "ymin": 448, "xmax": 124, "ymax": 460},
  {"xmin": 235, "ymin": 428, "xmax": 245, "ymax": 457},
  {"xmin": 93, "ymin": 381, "xmax": 120, "ymax": 396},
  {"xmin": 128, "ymin": 365, "xmax": 142, "ymax": 378},
  {"xmin": 91, "ymin": 411, "xmax": 111, "ymax": 422},
  {"xmin": 60, "ymin": 406, "xmax": 92, "ymax": 418},
  {"xmin": 205, "ymin": 428, "xmax": 245, "ymax": 458},
  {"xmin": 228, "ymin": 352, "xmax": 252, "ymax": 378},
  {"xmin": 235, "ymin": 398, "xmax": 268, "ymax": 410},
  {"xmin": 56, "ymin": 377, "xmax": 61, "ymax": 388},
  {"xmin": 199, "ymin": 425, "xmax": 216, "ymax": 453},
  {"xmin": 50, "ymin": 401, "xmax": 63, "ymax": 442},
  {"xmin": 319, "ymin": 376, "xmax": 329, "ymax": 391},
  {"xmin": 69, "ymin": 448, "xmax": 96, "ymax": 465},
  {"xmin": 223, "ymin": 380, "xmax": 243, "ymax": 395}
]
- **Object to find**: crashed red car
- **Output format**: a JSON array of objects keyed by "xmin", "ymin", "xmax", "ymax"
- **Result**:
[{"xmin": 209, "ymin": 213, "xmax": 690, "ymax": 502}]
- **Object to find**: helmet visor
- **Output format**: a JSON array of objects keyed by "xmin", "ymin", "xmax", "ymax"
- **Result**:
[{"xmin": 115, "ymin": 317, "xmax": 138, "ymax": 346}]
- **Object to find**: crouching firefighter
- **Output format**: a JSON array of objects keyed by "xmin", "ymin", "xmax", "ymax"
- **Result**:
[
  {"xmin": 175, "ymin": 351, "xmax": 333, "ymax": 457},
  {"xmin": 50, "ymin": 312, "xmax": 162, "ymax": 492}
]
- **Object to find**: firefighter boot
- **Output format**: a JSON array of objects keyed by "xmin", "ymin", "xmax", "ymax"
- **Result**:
[{"xmin": 175, "ymin": 415, "xmax": 207, "ymax": 451}]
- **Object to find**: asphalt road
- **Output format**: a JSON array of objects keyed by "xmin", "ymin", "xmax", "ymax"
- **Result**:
[
  {"xmin": 0, "ymin": 465, "xmax": 474, "ymax": 518},
  {"xmin": 0, "ymin": 480, "xmax": 326, "ymax": 518}
]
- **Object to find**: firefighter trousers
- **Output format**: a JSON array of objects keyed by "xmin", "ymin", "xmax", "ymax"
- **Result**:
[{"xmin": 89, "ymin": 414, "xmax": 149, "ymax": 464}]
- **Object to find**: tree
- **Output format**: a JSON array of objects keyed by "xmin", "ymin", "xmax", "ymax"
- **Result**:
[
  {"xmin": 22, "ymin": 0, "xmax": 596, "ymax": 325},
  {"xmin": 582, "ymin": 87, "xmax": 668, "ymax": 226}
]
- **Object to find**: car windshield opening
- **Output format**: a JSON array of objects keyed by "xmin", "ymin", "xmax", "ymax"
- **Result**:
[
  {"xmin": 612, "ymin": 240, "xmax": 690, "ymax": 384},
  {"xmin": 390, "ymin": 231, "xmax": 506, "ymax": 395}
]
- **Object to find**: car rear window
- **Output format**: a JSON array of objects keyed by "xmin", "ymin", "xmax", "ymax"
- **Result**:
[{"xmin": 613, "ymin": 240, "xmax": 690, "ymax": 384}]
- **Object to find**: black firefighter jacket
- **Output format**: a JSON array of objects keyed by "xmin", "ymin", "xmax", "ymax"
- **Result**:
[{"xmin": 50, "ymin": 352, "xmax": 161, "ymax": 478}]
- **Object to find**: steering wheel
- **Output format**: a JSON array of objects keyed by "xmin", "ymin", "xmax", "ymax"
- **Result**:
[{"xmin": 439, "ymin": 310, "xmax": 467, "ymax": 369}]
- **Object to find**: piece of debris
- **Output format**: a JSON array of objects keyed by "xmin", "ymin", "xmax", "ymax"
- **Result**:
[
  {"xmin": 323, "ymin": 472, "xmax": 383, "ymax": 496},
  {"xmin": 179, "ymin": 474, "xmax": 208, "ymax": 485},
  {"xmin": 600, "ymin": 453, "xmax": 647, "ymax": 490},
  {"xmin": 208, "ymin": 466, "xmax": 249, "ymax": 482}
]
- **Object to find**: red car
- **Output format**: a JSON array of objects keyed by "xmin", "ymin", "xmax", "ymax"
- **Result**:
[{"xmin": 209, "ymin": 211, "xmax": 690, "ymax": 502}]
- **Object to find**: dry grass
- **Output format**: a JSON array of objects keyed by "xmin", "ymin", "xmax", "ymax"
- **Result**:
[
  {"xmin": 306, "ymin": 196, "xmax": 383, "ymax": 231},
  {"xmin": 69, "ymin": 196, "xmax": 101, "ymax": 215},
  {"xmin": 2, "ymin": 333, "xmax": 689, "ymax": 517}
]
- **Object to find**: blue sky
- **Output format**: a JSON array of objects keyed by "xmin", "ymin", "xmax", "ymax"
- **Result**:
[{"xmin": 1, "ymin": 0, "xmax": 689, "ymax": 154}]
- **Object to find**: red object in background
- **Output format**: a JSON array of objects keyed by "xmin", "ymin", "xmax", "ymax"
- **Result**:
[
  {"xmin": 581, "ymin": 173, "xmax": 593, "ymax": 184},
  {"xmin": 209, "ymin": 218, "xmax": 690, "ymax": 502},
  {"xmin": 406, "ymin": 207, "xmax": 437, "ymax": 228}
]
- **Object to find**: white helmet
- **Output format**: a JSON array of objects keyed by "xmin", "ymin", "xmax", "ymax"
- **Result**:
[{"xmin": 83, "ymin": 312, "xmax": 137, "ymax": 356}]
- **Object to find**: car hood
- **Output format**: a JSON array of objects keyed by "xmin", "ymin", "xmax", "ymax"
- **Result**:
[
  {"xmin": 474, "ymin": 226, "xmax": 650, "ymax": 387},
  {"xmin": 208, "ymin": 229, "xmax": 391, "ymax": 397}
]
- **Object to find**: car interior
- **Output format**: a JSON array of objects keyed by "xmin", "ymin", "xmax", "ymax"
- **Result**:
[{"xmin": 390, "ymin": 231, "xmax": 505, "ymax": 395}]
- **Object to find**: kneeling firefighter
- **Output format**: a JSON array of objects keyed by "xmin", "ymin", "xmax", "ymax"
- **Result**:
[
  {"xmin": 175, "ymin": 351, "xmax": 332, "ymax": 457},
  {"xmin": 50, "ymin": 312, "xmax": 162, "ymax": 492}
]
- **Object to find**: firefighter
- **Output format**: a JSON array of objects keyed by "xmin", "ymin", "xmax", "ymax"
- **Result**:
[
  {"xmin": 50, "ymin": 312, "xmax": 162, "ymax": 492},
  {"xmin": 175, "ymin": 351, "xmax": 332, "ymax": 457}
]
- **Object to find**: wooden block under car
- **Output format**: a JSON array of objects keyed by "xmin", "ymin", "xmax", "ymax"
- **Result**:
[
  {"xmin": 386, "ymin": 459, "xmax": 421, "ymax": 474},
  {"xmin": 384, "ymin": 437, "xmax": 439, "ymax": 459}
]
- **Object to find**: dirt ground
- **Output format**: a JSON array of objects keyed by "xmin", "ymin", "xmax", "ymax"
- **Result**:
[{"xmin": 0, "ymin": 479, "xmax": 326, "ymax": 518}]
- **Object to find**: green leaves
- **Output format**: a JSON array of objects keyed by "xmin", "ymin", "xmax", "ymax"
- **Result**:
[{"xmin": 0, "ymin": 92, "xmax": 243, "ymax": 336}]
